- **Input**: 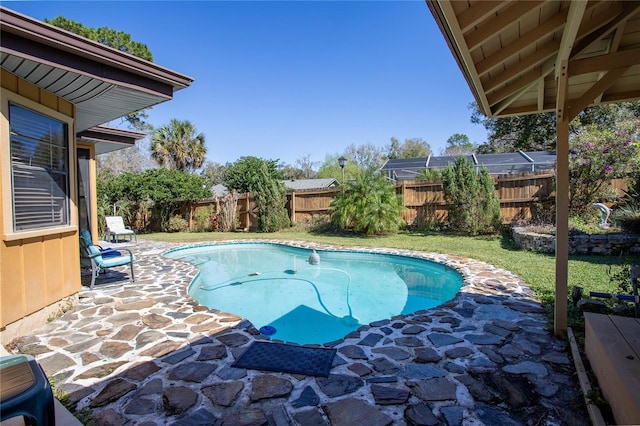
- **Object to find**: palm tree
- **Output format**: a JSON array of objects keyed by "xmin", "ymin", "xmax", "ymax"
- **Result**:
[{"xmin": 151, "ymin": 119, "xmax": 206, "ymax": 172}]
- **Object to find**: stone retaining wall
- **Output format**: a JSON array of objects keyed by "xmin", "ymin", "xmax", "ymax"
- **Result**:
[{"xmin": 511, "ymin": 227, "xmax": 640, "ymax": 255}]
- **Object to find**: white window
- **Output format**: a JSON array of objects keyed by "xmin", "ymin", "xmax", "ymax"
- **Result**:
[{"xmin": 9, "ymin": 103, "xmax": 70, "ymax": 231}]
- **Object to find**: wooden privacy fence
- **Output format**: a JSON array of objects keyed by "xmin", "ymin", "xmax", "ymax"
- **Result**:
[
  {"xmin": 189, "ymin": 172, "xmax": 629, "ymax": 230},
  {"xmin": 289, "ymin": 172, "xmax": 559, "ymax": 225}
]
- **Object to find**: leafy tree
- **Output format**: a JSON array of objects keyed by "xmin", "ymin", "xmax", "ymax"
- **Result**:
[
  {"xmin": 45, "ymin": 16, "xmax": 153, "ymax": 130},
  {"xmin": 441, "ymin": 157, "xmax": 501, "ymax": 235},
  {"xmin": 568, "ymin": 119, "xmax": 640, "ymax": 215},
  {"xmin": 317, "ymin": 154, "xmax": 360, "ymax": 182},
  {"xmin": 345, "ymin": 143, "xmax": 385, "ymax": 171},
  {"xmin": 45, "ymin": 16, "xmax": 153, "ymax": 60},
  {"xmin": 279, "ymin": 154, "xmax": 319, "ymax": 179},
  {"xmin": 151, "ymin": 119, "xmax": 207, "ymax": 172},
  {"xmin": 386, "ymin": 137, "xmax": 432, "ymax": 159},
  {"xmin": 98, "ymin": 168, "xmax": 210, "ymax": 231},
  {"xmin": 471, "ymin": 103, "xmax": 556, "ymax": 153},
  {"xmin": 200, "ymin": 161, "xmax": 227, "ymax": 187},
  {"xmin": 471, "ymin": 100, "xmax": 640, "ymax": 153},
  {"xmin": 329, "ymin": 171, "xmax": 405, "ymax": 235},
  {"xmin": 97, "ymin": 139, "xmax": 155, "ymax": 176},
  {"xmin": 224, "ymin": 156, "xmax": 283, "ymax": 193},
  {"xmin": 292, "ymin": 154, "xmax": 319, "ymax": 179},
  {"xmin": 280, "ymin": 165, "xmax": 307, "ymax": 180},
  {"xmin": 223, "ymin": 157, "xmax": 289, "ymax": 232},
  {"xmin": 442, "ymin": 133, "xmax": 476, "ymax": 156},
  {"xmin": 573, "ymin": 102, "xmax": 640, "ymax": 130}
]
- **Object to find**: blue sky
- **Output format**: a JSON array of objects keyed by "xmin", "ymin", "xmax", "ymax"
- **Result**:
[{"xmin": 6, "ymin": 1, "xmax": 488, "ymax": 167}]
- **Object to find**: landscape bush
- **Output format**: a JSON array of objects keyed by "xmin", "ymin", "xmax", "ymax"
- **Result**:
[
  {"xmin": 166, "ymin": 215, "xmax": 189, "ymax": 233},
  {"xmin": 569, "ymin": 120, "xmax": 639, "ymax": 216},
  {"xmin": 329, "ymin": 170, "xmax": 405, "ymax": 235},
  {"xmin": 441, "ymin": 157, "xmax": 501, "ymax": 235}
]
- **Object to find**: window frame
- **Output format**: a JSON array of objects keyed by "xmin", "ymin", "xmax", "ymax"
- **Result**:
[{"xmin": 1, "ymin": 88, "xmax": 77, "ymax": 241}]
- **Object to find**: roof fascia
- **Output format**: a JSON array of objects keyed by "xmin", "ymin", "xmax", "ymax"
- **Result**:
[
  {"xmin": 77, "ymin": 126, "xmax": 146, "ymax": 145},
  {"xmin": 426, "ymin": 1, "xmax": 489, "ymax": 116}
]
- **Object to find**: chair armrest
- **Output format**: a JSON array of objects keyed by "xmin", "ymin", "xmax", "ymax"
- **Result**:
[
  {"xmin": 119, "ymin": 248, "xmax": 134, "ymax": 257},
  {"xmin": 81, "ymin": 251, "xmax": 103, "ymax": 260}
]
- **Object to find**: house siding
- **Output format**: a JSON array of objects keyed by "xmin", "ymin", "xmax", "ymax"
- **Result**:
[{"xmin": 1, "ymin": 70, "xmax": 81, "ymax": 333}]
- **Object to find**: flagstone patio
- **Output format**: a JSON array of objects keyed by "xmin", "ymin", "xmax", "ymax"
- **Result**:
[{"xmin": 5, "ymin": 239, "xmax": 590, "ymax": 425}]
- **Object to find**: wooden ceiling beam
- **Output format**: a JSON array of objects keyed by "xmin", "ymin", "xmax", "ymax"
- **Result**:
[
  {"xmin": 555, "ymin": 0, "xmax": 587, "ymax": 79},
  {"xmin": 482, "ymin": 40, "xmax": 559, "ymax": 91},
  {"xmin": 465, "ymin": 1, "xmax": 544, "ymax": 51},
  {"xmin": 476, "ymin": 10, "xmax": 568, "ymax": 76},
  {"xmin": 537, "ymin": 79, "xmax": 545, "ymax": 111},
  {"xmin": 487, "ymin": 58, "xmax": 555, "ymax": 106},
  {"xmin": 432, "ymin": 0, "xmax": 494, "ymax": 116},
  {"xmin": 458, "ymin": 1, "xmax": 504, "ymax": 33},
  {"xmin": 601, "ymin": 89, "xmax": 640, "ymax": 103},
  {"xmin": 492, "ymin": 80, "xmax": 539, "ymax": 115},
  {"xmin": 569, "ymin": 48, "xmax": 640, "ymax": 75},
  {"xmin": 566, "ymin": 67, "xmax": 630, "ymax": 121},
  {"xmin": 571, "ymin": 2, "xmax": 640, "ymax": 58}
]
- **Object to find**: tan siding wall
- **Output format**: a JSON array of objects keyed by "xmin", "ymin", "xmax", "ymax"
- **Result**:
[{"xmin": 1, "ymin": 70, "xmax": 80, "ymax": 329}]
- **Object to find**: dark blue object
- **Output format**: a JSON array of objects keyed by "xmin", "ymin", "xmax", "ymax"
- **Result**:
[
  {"xmin": 259, "ymin": 325, "xmax": 277, "ymax": 336},
  {"xmin": 0, "ymin": 355, "xmax": 55, "ymax": 426},
  {"xmin": 232, "ymin": 341, "xmax": 337, "ymax": 377},
  {"xmin": 100, "ymin": 248, "xmax": 122, "ymax": 258}
]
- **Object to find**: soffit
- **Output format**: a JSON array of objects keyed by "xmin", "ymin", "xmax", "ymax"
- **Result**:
[
  {"xmin": 0, "ymin": 7, "xmax": 194, "ymax": 132},
  {"xmin": 77, "ymin": 126, "xmax": 146, "ymax": 155},
  {"xmin": 427, "ymin": 0, "xmax": 640, "ymax": 118}
]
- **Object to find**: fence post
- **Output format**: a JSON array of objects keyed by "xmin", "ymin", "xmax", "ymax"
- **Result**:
[{"xmin": 290, "ymin": 191, "xmax": 296, "ymax": 225}]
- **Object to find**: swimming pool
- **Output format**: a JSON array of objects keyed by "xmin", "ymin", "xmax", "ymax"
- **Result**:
[{"xmin": 166, "ymin": 242, "xmax": 464, "ymax": 345}]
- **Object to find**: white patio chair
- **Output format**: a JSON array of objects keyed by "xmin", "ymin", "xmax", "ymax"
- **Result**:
[{"xmin": 104, "ymin": 216, "xmax": 137, "ymax": 243}]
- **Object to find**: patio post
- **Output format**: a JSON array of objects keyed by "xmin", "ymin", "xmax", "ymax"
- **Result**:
[{"xmin": 554, "ymin": 60, "xmax": 570, "ymax": 335}]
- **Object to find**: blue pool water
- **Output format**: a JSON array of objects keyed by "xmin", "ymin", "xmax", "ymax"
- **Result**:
[{"xmin": 166, "ymin": 243, "xmax": 463, "ymax": 345}]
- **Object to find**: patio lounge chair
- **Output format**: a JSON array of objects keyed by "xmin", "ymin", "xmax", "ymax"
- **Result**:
[
  {"xmin": 79, "ymin": 231, "xmax": 135, "ymax": 289},
  {"xmin": 104, "ymin": 216, "xmax": 137, "ymax": 243}
]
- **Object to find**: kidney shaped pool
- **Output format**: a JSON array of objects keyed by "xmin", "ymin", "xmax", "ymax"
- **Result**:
[{"xmin": 165, "ymin": 242, "xmax": 464, "ymax": 345}]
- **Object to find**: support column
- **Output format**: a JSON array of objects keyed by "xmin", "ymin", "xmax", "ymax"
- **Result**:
[
  {"xmin": 555, "ymin": 118, "xmax": 569, "ymax": 335},
  {"xmin": 555, "ymin": 59, "xmax": 570, "ymax": 335}
]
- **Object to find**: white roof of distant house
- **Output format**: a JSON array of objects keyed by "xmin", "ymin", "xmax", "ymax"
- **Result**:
[{"xmin": 282, "ymin": 178, "xmax": 339, "ymax": 191}]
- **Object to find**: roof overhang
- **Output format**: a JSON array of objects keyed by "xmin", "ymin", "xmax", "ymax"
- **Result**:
[
  {"xmin": 427, "ymin": 0, "xmax": 640, "ymax": 118},
  {"xmin": 0, "ymin": 6, "xmax": 194, "ymax": 132},
  {"xmin": 77, "ymin": 126, "xmax": 146, "ymax": 155}
]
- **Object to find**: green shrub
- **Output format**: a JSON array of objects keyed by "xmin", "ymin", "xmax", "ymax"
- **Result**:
[
  {"xmin": 253, "ymin": 163, "xmax": 290, "ymax": 232},
  {"xmin": 166, "ymin": 215, "xmax": 189, "ymax": 233},
  {"xmin": 193, "ymin": 207, "xmax": 214, "ymax": 232},
  {"xmin": 618, "ymin": 170, "xmax": 640, "ymax": 209},
  {"xmin": 412, "ymin": 208, "xmax": 445, "ymax": 233},
  {"xmin": 612, "ymin": 206, "xmax": 640, "ymax": 234},
  {"xmin": 416, "ymin": 168, "xmax": 441, "ymax": 180},
  {"xmin": 608, "ymin": 262, "xmax": 633, "ymax": 294},
  {"xmin": 330, "ymin": 170, "xmax": 405, "ymax": 235},
  {"xmin": 441, "ymin": 157, "xmax": 501, "ymax": 235}
]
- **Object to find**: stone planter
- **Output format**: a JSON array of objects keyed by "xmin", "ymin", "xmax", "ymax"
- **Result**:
[{"xmin": 511, "ymin": 226, "xmax": 640, "ymax": 255}]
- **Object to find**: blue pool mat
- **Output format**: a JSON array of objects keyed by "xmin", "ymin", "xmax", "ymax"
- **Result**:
[{"xmin": 232, "ymin": 341, "xmax": 336, "ymax": 377}]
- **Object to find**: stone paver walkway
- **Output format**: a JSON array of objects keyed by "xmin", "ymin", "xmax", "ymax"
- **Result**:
[{"xmin": 6, "ymin": 239, "xmax": 589, "ymax": 425}]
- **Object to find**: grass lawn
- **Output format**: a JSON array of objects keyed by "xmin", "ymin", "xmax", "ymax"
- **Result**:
[{"xmin": 141, "ymin": 228, "xmax": 634, "ymax": 332}]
